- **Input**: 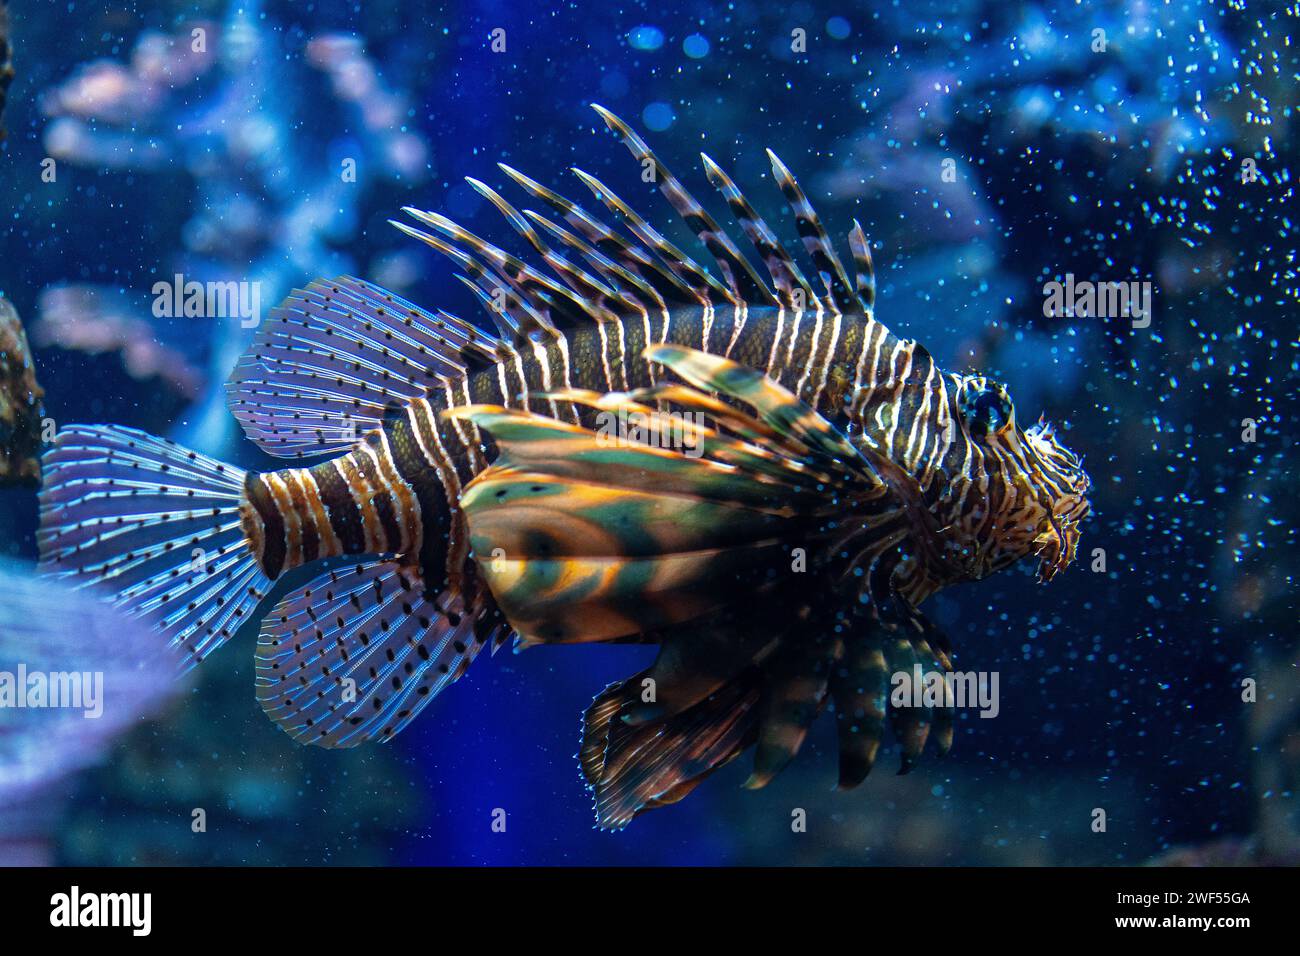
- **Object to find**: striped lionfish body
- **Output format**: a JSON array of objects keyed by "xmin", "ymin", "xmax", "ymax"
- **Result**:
[{"xmin": 38, "ymin": 105, "xmax": 1091, "ymax": 829}]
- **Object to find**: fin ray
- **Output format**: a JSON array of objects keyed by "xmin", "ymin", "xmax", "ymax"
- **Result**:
[
  {"xmin": 767, "ymin": 148, "xmax": 856, "ymax": 313},
  {"xmin": 38, "ymin": 425, "xmax": 272, "ymax": 669},
  {"xmin": 227, "ymin": 277, "xmax": 498, "ymax": 459},
  {"xmin": 593, "ymin": 104, "xmax": 776, "ymax": 306},
  {"xmin": 700, "ymin": 152, "xmax": 816, "ymax": 310},
  {"xmin": 255, "ymin": 560, "xmax": 503, "ymax": 747}
]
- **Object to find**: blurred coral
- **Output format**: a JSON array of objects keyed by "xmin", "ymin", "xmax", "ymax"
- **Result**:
[
  {"xmin": 39, "ymin": 8, "xmax": 433, "ymax": 453},
  {"xmin": 32, "ymin": 285, "xmax": 205, "ymax": 400}
]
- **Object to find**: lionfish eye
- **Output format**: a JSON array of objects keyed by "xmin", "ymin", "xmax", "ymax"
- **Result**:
[{"xmin": 960, "ymin": 383, "xmax": 1014, "ymax": 438}]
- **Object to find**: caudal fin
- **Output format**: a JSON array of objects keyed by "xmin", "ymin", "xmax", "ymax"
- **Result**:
[{"xmin": 37, "ymin": 425, "xmax": 272, "ymax": 671}]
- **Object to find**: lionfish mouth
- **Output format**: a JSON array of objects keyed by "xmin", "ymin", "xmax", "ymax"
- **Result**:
[
  {"xmin": 1023, "ymin": 420, "xmax": 1092, "ymax": 583},
  {"xmin": 1032, "ymin": 511, "xmax": 1083, "ymax": 582},
  {"xmin": 1030, "ymin": 482, "xmax": 1091, "ymax": 583}
]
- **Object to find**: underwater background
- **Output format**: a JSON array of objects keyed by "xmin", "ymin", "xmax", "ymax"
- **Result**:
[{"xmin": 0, "ymin": 0, "xmax": 1296, "ymax": 865}]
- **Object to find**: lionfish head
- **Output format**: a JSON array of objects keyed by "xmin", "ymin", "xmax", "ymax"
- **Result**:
[{"xmin": 944, "ymin": 375, "xmax": 1092, "ymax": 583}]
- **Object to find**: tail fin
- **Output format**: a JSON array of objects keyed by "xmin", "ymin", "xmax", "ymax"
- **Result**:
[{"xmin": 37, "ymin": 425, "xmax": 272, "ymax": 671}]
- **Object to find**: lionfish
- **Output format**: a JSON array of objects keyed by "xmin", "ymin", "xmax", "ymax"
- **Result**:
[
  {"xmin": 0, "ymin": 297, "xmax": 46, "ymax": 487},
  {"xmin": 37, "ymin": 105, "xmax": 1091, "ymax": 828}
]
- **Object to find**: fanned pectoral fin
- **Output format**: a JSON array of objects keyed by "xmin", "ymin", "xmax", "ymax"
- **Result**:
[
  {"xmin": 884, "ymin": 635, "xmax": 931, "ymax": 773},
  {"xmin": 579, "ymin": 617, "xmax": 783, "ymax": 825},
  {"xmin": 830, "ymin": 637, "xmax": 890, "ymax": 789},
  {"xmin": 581, "ymin": 667, "xmax": 763, "ymax": 830},
  {"xmin": 454, "ymin": 453, "xmax": 805, "ymax": 650},
  {"xmin": 915, "ymin": 635, "xmax": 956, "ymax": 756},
  {"xmin": 449, "ymin": 344, "xmax": 898, "ymax": 650},
  {"xmin": 830, "ymin": 614, "xmax": 957, "ymax": 785},
  {"xmin": 446, "ymin": 345, "xmax": 959, "ymax": 823},
  {"xmin": 460, "ymin": 467, "xmax": 791, "ymax": 645},
  {"xmin": 746, "ymin": 631, "xmax": 842, "ymax": 790}
]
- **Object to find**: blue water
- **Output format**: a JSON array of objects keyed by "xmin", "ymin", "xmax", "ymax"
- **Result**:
[{"xmin": 0, "ymin": 0, "xmax": 1295, "ymax": 865}]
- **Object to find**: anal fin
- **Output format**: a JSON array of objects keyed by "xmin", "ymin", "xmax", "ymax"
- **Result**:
[{"xmin": 255, "ymin": 559, "xmax": 504, "ymax": 747}]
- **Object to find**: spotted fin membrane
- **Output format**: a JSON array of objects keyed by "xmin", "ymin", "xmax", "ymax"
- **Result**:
[{"xmin": 255, "ymin": 560, "xmax": 495, "ymax": 747}]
